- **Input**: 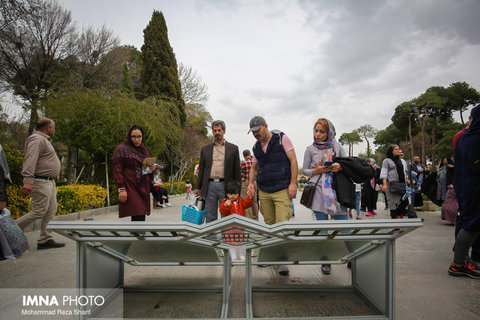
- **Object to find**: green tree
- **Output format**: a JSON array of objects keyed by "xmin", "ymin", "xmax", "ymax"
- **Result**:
[
  {"xmin": 391, "ymin": 101, "xmax": 419, "ymax": 160},
  {"xmin": 446, "ymin": 81, "xmax": 480, "ymax": 125},
  {"xmin": 140, "ymin": 10, "xmax": 185, "ymax": 124},
  {"xmin": 339, "ymin": 131, "xmax": 362, "ymax": 156},
  {"xmin": 354, "ymin": 124, "xmax": 377, "ymax": 158},
  {"xmin": 121, "ymin": 63, "xmax": 134, "ymax": 94},
  {"xmin": 0, "ymin": 0, "xmax": 76, "ymax": 134},
  {"xmin": 374, "ymin": 124, "xmax": 403, "ymax": 156},
  {"xmin": 415, "ymin": 87, "xmax": 449, "ymax": 166}
]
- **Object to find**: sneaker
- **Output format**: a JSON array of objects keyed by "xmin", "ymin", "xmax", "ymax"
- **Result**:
[
  {"xmin": 165, "ymin": 203, "xmax": 172, "ymax": 207},
  {"xmin": 448, "ymin": 262, "xmax": 480, "ymax": 279},
  {"xmin": 365, "ymin": 211, "xmax": 373, "ymax": 216},
  {"xmin": 276, "ymin": 265, "xmax": 289, "ymax": 276},
  {"xmin": 356, "ymin": 216, "xmax": 362, "ymax": 220},
  {"xmin": 372, "ymin": 211, "xmax": 377, "ymax": 215},
  {"xmin": 321, "ymin": 264, "xmax": 331, "ymax": 275},
  {"xmin": 37, "ymin": 240, "xmax": 65, "ymax": 250},
  {"xmin": 466, "ymin": 257, "xmax": 480, "ymax": 270},
  {"xmin": 161, "ymin": 204, "xmax": 166, "ymax": 208}
]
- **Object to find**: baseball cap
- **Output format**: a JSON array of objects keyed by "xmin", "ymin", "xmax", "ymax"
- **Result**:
[{"xmin": 248, "ymin": 116, "xmax": 266, "ymax": 133}]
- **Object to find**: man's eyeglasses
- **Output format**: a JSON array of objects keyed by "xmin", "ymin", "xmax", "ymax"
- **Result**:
[{"xmin": 131, "ymin": 135, "xmax": 143, "ymax": 140}]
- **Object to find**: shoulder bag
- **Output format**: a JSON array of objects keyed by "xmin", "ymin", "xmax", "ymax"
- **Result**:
[
  {"xmin": 300, "ymin": 176, "xmax": 321, "ymax": 209},
  {"xmin": 389, "ymin": 181, "xmax": 406, "ymax": 195}
]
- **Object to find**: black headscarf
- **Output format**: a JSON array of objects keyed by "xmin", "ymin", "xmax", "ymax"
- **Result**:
[{"xmin": 386, "ymin": 145, "xmax": 405, "ymax": 183}]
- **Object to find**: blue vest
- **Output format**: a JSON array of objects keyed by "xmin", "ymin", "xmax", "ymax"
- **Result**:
[{"xmin": 253, "ymin": 131, "xmax": 291, "ymax": 193}]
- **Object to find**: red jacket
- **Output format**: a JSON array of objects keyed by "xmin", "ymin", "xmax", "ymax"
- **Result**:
[{"xmin": 219, "ymin": 197, "xmax": 253, "ymax": 217}]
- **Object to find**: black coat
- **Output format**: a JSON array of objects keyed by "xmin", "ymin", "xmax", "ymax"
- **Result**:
[{"xmin": 333, "ymin": 157, "xmax": 375, "ymax": 208}]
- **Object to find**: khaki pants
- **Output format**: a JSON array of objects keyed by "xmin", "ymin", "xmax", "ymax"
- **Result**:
[
  {"xmin": 258, "ymin": 188, "xmax": 292, "ymax": 225},
  {"xmin": 241, "ymin": 180, "xmax": 259, "ymax": 220},
  {"xmin": 16, "ymin": 179, "xmax": 57, "ymax": 244}
]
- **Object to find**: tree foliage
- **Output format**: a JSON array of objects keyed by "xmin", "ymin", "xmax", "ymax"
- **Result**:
[
  {"xmin": 354, "ymin": 124, "xmax": 377, "ymax": 157},
  {"xmin": 44, "ymin": 87, "xmax": 181, "ymax": 157},
  {"xmin": 140, "ymin": 10, "xmax": 185, "ymax": 124},
  {"xmin": 339, "ymin": 131, "xmax": 362, "ymax": 157},
  {"xmin": 446, "ymin": 81, "xmax": 480, "ymax": 125},
  {"xmin": 0, "ymin": 0, "xmax": 77, "ymax": 133},
  {"xmin": 375, "ymin": 81, "xmax": 478, "ymax": 166}
]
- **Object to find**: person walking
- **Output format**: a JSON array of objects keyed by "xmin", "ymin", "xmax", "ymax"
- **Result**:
[
  {"xmin": 195, "ymin": 120, "xmax": 241, "ymax": 223},
  {"xmin": 448, "ymin": 104, "xmax": 480, "ymax": 278},
  {"xmin": 16, "ymin": 118, "xmax": 64, "ymax": 249},
  {"xmin": 247, "ymin": 116, "xmax": 298, "ymax": 275},
  {"xmin": 302, "ymin": 118, "xmax": 349, "ymax": 275},
  {"xmin": 380, "ymin": 145, "xmax": 409, "ymax": 219},
  {"xmin": 240, "ymin": 149, "xmax": 258, "ymax": 220},
  {"xmin": 113, "ymin": 125, "xmax": 155, "ymax": 221}
]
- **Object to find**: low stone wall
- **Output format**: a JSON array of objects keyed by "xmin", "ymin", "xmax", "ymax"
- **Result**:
[
  {"xmin": 24, "ymin": 205, "xmax": 119, "ymax": 232},
  {"xmin": 419, "ymin": 200, "xmax": 440, "ymax": 212}
]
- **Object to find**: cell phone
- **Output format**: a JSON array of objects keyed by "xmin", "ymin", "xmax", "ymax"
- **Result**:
[{"xmin": 324, "ymin": 161, "xmax": 333, "ymax": 166}]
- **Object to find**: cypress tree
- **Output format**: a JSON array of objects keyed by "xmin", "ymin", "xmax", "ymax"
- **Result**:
[
  {"xmin": 141, "ymin": 10, "xmax": 186, "ymax": 124},
  {"xmin": 121, "ymin": 63, "xmax": 134, "ymax": 94}
]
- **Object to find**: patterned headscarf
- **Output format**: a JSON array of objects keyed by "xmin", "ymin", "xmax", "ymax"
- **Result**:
[{"xmin": 313, "ymin": 118, "xmax": 337, "ymax": 150}]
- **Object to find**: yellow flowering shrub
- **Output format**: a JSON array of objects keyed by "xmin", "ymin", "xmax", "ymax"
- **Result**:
[
  {"xmin": 162, "ymin": 181, "xmax": 186, "ymax": 194},
  {"xmin": 56, "ymin": 185, "xmax": 107, "ymax": 216},
  {"xmin": 7, "ymin": 184, "xmax": 107, "ymax": 219},
  {"xmin": 6, "ymin": 185, "xmax": 32, "ymax": 220}
]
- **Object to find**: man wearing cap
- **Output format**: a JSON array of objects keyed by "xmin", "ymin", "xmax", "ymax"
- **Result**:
[
  {"xmin": 247, "ymin": 116, "xmax": 298, "ymax": 275},
  {"xmin": 195, "ymin": 120, "xmax": 241, "ymax": 223},
  {"xmin": 241, "ymin": 149, "xmax": 258, "ymax": 220},
  {"xmin": 17, "ymin": 118, "xmax": 65, "ymax": 249}
]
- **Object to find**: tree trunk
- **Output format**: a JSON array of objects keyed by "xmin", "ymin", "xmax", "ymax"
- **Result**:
[
  {"xmin": 415, "ymin": 107, "xmax": 427, "ymax": 164},
  {"xmin": 67, "ymin": 146, "xmax": 78, "ymax": 183},
  {"xmin": 460, "ymin": 110, "xmax": 465, "ymax": 126},
  {"xmin": 431, "ymin": 114, "xmax": 437, "ymax": 169},
  {"xmin": 28, "ymin": 107, "xmax": 39, "ymax": 135},
  {"xmin": 408, "ymin": 114, "xmax": 414, "ymax": 161}
]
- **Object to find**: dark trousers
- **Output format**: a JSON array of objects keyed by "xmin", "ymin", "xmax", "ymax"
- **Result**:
[
  {"xmin": 390, "ymin": 198, "xmax": 408, "ymax": 219},
  {"xmin": 150, "ymin": 185, "xmax": 169, "ymax": 204}
]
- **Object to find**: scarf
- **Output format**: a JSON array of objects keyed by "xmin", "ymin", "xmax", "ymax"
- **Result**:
[
  {"xmin": 312, "ymin": 119, "xmax": 338, "ymax": 211},
  {"xmin": 391, "ymin": 157, "xmax": 405, "ymax": 183},
  {"xmin": 114, "ymin": 126, "xmax": 150, "ymax": 182},
  {"xmin": 0, "ymin": 145, "xmax": 11, "ymax": 183}
]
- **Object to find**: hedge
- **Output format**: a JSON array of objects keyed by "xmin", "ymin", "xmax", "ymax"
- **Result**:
[
  {"xmin": 162, "ymin": 181, "xmax": 186, "ymax": 195},
  {"xmin": 6, "ymin": 184, "xmax": 107, "ymax": 219}
]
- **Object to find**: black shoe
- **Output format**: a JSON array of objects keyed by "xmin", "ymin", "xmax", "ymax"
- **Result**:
[
  {"xmin": 37, "ymin": 240, "xmax": 65, "ymax": 250},
  {"xmin": 321, "ymin": 264, "xmax": 331, "ymax": 275},
  {"xmin": 448, "ymin": 262, "xmax": 480, "ymax": 279}
]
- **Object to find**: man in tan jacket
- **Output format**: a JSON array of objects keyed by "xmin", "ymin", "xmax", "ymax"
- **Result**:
[{"xmin": 16, "ymin": 118, "xmax": 64, "ymax": 249}]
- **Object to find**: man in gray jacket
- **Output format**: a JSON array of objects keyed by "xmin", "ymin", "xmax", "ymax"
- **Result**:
[{"xmin": 16, "ymin": 118, "xmax": 64, "ymax": 249}]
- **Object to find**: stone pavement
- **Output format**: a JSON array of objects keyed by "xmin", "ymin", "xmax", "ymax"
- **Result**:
[{"xmin": 1, "ymin": 193, "xmax": 479, "ymax": 319}]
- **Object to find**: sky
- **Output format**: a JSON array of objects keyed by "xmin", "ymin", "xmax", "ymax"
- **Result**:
[{"xmin": 5, "ymin": 0, "xmax": 480, "ymax": 165}]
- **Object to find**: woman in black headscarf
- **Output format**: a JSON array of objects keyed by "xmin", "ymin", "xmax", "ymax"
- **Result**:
[
  {"xmin": 380, "ymin": 145, "xmax": 409, "ymax": 219},
  {"xmin": 112, "ymin": 125, "xmax": 155, "ymax": 221},
  {"xmin": 449, "ymin": 105, "xmax": 480, "ymax": 278}
]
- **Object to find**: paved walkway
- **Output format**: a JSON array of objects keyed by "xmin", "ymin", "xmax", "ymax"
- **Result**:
[{"xmin": 1, "ymin": 193, "xmax": 479, "ymax": 319}]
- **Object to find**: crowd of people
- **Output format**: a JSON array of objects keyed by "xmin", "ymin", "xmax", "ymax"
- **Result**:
[{"xmin": 1, "ymin": 109, "xmax": 478, "ymax": 280}]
